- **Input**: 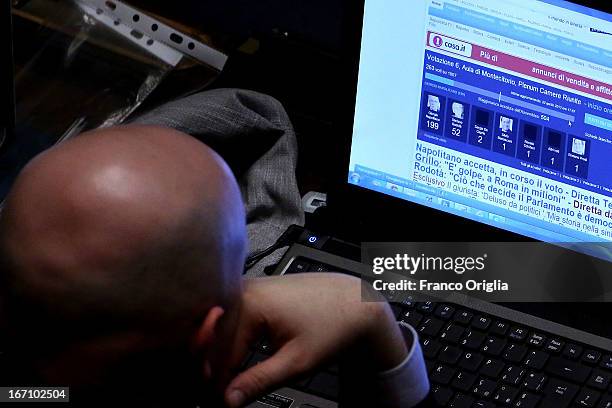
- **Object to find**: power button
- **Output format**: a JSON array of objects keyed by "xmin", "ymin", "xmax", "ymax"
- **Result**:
[{"xmin": 298, "ymin": 230, "xmax": 330, "ymax": 250}]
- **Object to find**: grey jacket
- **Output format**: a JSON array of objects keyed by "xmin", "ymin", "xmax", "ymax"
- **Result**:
[{"xmin": 133, "ymin": 88, "xmax": 305, "ymax": 276}]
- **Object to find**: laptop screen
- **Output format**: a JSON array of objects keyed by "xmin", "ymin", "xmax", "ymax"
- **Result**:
[{"xmin": 348, "ymin": 0, "xmax": 612, "ymax": 244}]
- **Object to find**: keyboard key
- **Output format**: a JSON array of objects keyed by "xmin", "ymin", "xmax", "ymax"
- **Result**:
[
  {"xmin": 501, "ymin": 365, "xmax": 527, "ymax": 386},
  {"xmin": 503, "ymin": 344, "xmax": 528, "ymax": 364},
  {"xmin": 461, "ymin": 330, "xmax": 486, "ymax": 350},
  {"xmin": 417, "ymin": 301, "xmax": 436, "ymax": 314},
  {"xmin": 563, "ymin": 343, "xmax": 583, "ymax": 360},
  {"xmin": 575, "ymin": 388, "xmax": 601, "ymax": 407},
  {"xmin": 399, "ymin": 321, "xmax": 416, "ymax": 335},
  {"xmin": 472, "ymin": 316, "xmax": 492, "ymax": 331},
  {"xmin": 390, "ymin": 304, "xmax": 403, "ymax": 320},
  {"xmin": 545, "ymin": 339, "xmax": 565, "ymax": 354},
  {"xmin": 418, "ymin": 318, "xmax": 445, "ymax": 337},
  {"xmin": 527, "ymin": 333, "xmax": 546, "ymax": 348},
  {"xmin": 401, "ymin": 296, "xmax": 415, "ymax": 309},
  {"xmin": 509, "ymin": 327, "xmax": 528, "ymax": 342},
  {"xmin": 431, "ymin": 385, "xmax": 454, "ymax": 406},
  {"xmin": 524, "ymin": 350, "xmax": 549, "ymax": 370},
  {"xmin": 286, "ymin": 259, "xmax": 310, "ymax": 274},
  {"xmin": 453, "ymin": 371, "xmax": 478, "ymax": 392},
  {"xmin": 546, "ymin": 356, "xmax": 591, "ymax": 383},
  {"xmin": 491, "ymin": 321, "xmax": 509, "ymax": 336},
  {"xmin": 454, "ymin": 310, "xmax": 473, "ymax": 325},
  {"xmin": 482, "ymin": 336, "xmax": 507, "ymax": 356},
  {"xmin": 584, "ymin": 350, "xmax": 603, "ymax": 365},
  {"xmin": 493, "ymin": 384, "xmax": 519, "ymax": 405},
  {"xmin": 401, "ymin": 310, "xmax": 423, "ymax": 328},
  {"xmin": 459, "ymin": 352, "xmax": 484, "ymax": 372},
  {"xmin": 256, "ymin": 338, "xmax": 274, "ymax": 355},
  {"xmin": 423, "ymin": 338, "xmax": 443, "ymax": 360},
  {"xmin": 310, "ymin": 263, "xmax": 332, "ymax": 273},
  {"xmin": 588, "ymin": 370, "xmax": 612, "ymax": 390},
  {"xmin": 542, "ymin": 378, "xmax": 579, "ymax": 408},
  {"xmin": 473, "ymin": 401, "xmax": 496, "ymax": 408},
  {"xmin": 523, "ymin": 372, "xmax": 547, "ymax": 392},
  {"xmin": 598, "ymin": 395, "xmax": 612, "ymax": 408},
  {"xmin": 307, "ymin": 372, "xmax": 338, "ymax": 400},
  {"xmin": 600, "ymin": 356, "xmax": 612, "ymax": 371},
  {"xmin": 481, "ymin": 358, "xmax": 505, "ymax": 378},
  {"xmin": 240, "ymin": 350, "xmax": 254, "ymax": 368},
  {"xmin": 513, "ymin": 392, "xmax": 541, "ymax": 408},
  {"xmin": 440, "ymin": 346, "xmax": 464, "ymax": 365},
  {"xmin": 449, "ymin": 393, "xmax": 474, "ymax": 408},
  {"xmin": 432, "ymin": 364, "xmax": 457, "ymax": 385},
  {"xmin": 435, "ymin": 305, "xmax": 456, "ymax": 320},
  {"xmin": 473, "ymin": 378, "xmax": 497, "ymax": 398},
  {"xmin": 246, "ymin": 351, "xmax": 270, "ymax": 367},
  {"xmin": 441, "ymin": 324, "xmax": 466, "ymax": 344}
]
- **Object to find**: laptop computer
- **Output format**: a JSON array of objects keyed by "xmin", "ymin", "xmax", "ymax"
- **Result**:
[{"xmin": 245, "ymin": 0, "xmax": 612, "ymax": 407}]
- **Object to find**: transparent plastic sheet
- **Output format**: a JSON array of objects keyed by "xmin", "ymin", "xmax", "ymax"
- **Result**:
[
  {"xmin": 0, "ymin": 0, "xmax": 222, "ymax": 201},
  {"xmin": 12, "ymin": 0, "xmax": 179, "ymax": 139}
]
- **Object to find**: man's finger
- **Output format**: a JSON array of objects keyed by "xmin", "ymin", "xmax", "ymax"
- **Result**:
[
  {"xmin": 225, "ymin": 343, "xmax": 307, "ymax": 408},
  {"xmin": 226, "ymin": 319, "xmax": 264, "ymax": 372},
  {"xmin": 213, "ymin": 310, "xmax": 265, "ymax": 391}
]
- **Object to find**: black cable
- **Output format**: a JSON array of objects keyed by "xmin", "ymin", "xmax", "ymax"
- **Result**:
[{"xmin": 244, "ymin": 224, "xmax": 305, "ymax": 272}]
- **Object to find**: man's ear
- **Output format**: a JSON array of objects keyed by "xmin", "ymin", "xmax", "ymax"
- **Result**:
[{"xmin": 192, "ymin": 306, "xmax": 225, "ymax": 379}]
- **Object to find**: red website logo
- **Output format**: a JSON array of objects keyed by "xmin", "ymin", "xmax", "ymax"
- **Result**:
[{"xmin": 432, "ymin": 35, "xmax": 443, "ymax": 48}]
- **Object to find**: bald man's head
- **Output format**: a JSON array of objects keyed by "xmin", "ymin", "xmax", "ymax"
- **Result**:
[{"xmin": 0, "ymin": 125, "xmax": 246, "ymax": 359}]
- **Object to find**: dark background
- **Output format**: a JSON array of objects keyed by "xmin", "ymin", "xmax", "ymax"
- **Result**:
[{"xmin": 128, "ymin": 0, "xmax": 349, "ymax": 195}]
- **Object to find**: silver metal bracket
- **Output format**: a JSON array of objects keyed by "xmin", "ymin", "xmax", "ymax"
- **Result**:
[
  {"xmin": 302, "ymin": 191, "xmax": 328, "ymax": 214},
  {"xmin": 75, "ymin": 0, "xmax": 228, "ymax": 70}
]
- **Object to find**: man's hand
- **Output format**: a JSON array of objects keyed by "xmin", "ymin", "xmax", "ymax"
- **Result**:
[{"xmin": 223, "ymin": 273, "xmax": 408, "ymax": 407}]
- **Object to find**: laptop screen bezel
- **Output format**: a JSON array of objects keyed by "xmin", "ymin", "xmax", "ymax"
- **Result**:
[{"xmin": 329, "ymin": 0, "xmax": 612, "ymax": 243}]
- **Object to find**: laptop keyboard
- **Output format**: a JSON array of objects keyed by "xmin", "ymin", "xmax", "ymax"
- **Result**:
[{"xmin": 243, "ymin": 258, "xmax": 612, "ymax": 408}]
